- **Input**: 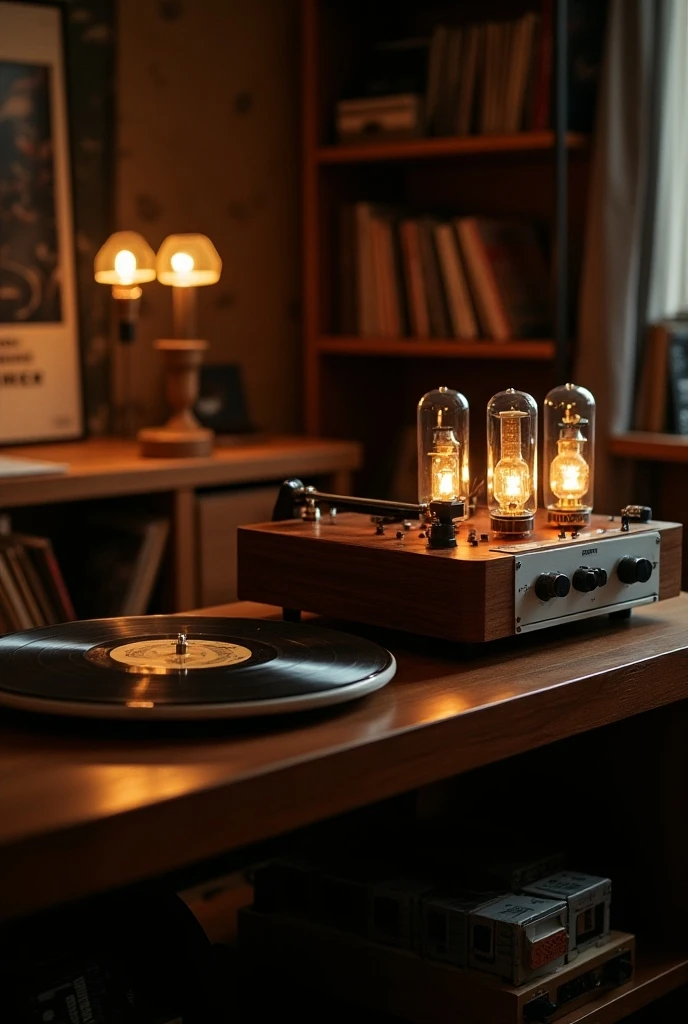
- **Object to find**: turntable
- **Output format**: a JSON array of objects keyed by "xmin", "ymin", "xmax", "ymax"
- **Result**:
[{"xmin": 237, "ymin": 386, "xmax": 682, "ymax": 643}]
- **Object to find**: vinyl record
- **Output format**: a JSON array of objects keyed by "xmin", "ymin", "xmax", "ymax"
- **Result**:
[{"xmin": 0, "ymin": 617, "xmax": 396, "ymax": 719}]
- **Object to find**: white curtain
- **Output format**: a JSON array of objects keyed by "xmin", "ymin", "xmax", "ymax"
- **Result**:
[
  {"xmin": 646, "ymin": 0, "xmax": 688, "ymax": 321},
  {"xmin": 574, "ymin": 0, "xmax": 665, "ymax": 512}
]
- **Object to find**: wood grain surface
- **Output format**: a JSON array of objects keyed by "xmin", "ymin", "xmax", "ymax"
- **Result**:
[
  {"xmin": 238, "ymin": 512, "xmax": 682, "ymax": 641},
  {"xmin": 0, "ymin": 595, "xmax": 688, "ymax": 922},
  {"xmin": 0, "ymin": 436, "xmax": 361, "ymax": 508},
  {"xmin": 610, "ymin": 432, "xmax": 688, "ymax": 463},
  {"xmin": 316, "ymin": 131, "xmax": 590, "ymax": 164}
]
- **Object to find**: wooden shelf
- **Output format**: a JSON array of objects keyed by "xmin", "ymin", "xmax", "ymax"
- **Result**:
[
  {"xmin": 0, "ymin": 436, "xmax": 361, "ymax": 509},
  {"xmin": 316, "ymin": 131, "xmax": 590, "ymax": 165},
  {"xmin": 610, "ymin": 432, "xmax": 688, "ymax": 463},
  {"xmin": 241, "ymin": 907, "xmax": 688, "ymax": 1024},
  {"xmin": 3, "ymin": 595, "xmax": 688, "ymax": 923},
  {"xmin": 318, "ymin": 337, "xmax": 556, "ymax": 360},
  {"xmin": 556, "ymin": 949, "xmax": 688, "ymax": 1024}
]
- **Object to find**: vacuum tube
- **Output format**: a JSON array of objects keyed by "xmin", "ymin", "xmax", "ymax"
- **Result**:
[
  {"xmin": 544, "ymin": 383, "xmax": 595, "ymax": 527},
  {"xmin": 487, "ymin": 389, "xmax": 538, "ymax": 537}
]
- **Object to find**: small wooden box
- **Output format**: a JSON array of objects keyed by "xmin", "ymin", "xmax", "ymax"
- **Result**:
[{"xmin": 237, "ymin": 510, "xmax": 682, "ymax": 643}]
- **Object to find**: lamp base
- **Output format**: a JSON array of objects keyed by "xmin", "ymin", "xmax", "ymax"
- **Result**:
[
  {"xmin": 137, "ymin": 425, "xmax": 214, "ymax": 458},
  {"xmin": 138, "ymin": 338, "xmax": 214, "ymax": 459}
]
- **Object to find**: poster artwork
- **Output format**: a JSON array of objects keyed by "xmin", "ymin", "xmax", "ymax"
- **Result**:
[
  {"xmin": 0, "ymin": 61, "xmax": 61, "ymax": 326},
  {"xmin": 0, "ymin": 0, "xmax": 83, "ymax": 445}
]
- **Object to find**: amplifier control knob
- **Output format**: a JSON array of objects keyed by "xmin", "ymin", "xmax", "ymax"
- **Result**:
[
  {"xmin": 572, "ymin": 567, "xmax": 598, "ymax": 593},
  {"xmin": 535, "ymin": 572, "xmax": 570, "ymax": 602},
  {"xmin": 593, "ymin": 567, "xmax": 608, "ymax": 587},
  {"xmin": 617, "ymin": 556, "xmax": 653, "ymax": 584}
]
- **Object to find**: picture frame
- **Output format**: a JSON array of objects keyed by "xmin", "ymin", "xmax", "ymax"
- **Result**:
[{"xmin": 0, "ymin": 0, "xmax": 84, "ymax": 445}]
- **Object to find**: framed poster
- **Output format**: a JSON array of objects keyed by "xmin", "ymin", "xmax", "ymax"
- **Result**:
[{"xmin": 0, "ymin": 0, "xmax": 84, "ymax": 444}]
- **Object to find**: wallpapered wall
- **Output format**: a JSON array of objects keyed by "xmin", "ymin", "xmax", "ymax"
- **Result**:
[
  {"xmin": 115, "ymin": 0, "xmax": 301, "ymax": 434},
  {"xmin": 64, "ymin": 0, "xmax": 115, "ymax": 436}
]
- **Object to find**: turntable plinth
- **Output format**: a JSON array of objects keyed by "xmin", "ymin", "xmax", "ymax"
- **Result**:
[{"xmin": 237, "ymin": 510, "xmax": 682, "ymax": 643}]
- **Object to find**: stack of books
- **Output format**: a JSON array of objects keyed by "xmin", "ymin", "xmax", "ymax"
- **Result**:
[{"xmin": 340, "ymin": 203, "xmax": 551, "ymax": 341}]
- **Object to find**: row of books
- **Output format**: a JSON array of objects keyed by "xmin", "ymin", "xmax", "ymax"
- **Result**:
[
  {"xmin": 0, "ymin": 515, "xmax": 170, "ymax": 635},
  {"xmin": 334, "ymin": 2, "xmax": 604, "ymax": 143},
  {"xmin": 635, "ymin": 318, "xmax": 688, "ymax": 434},
  {"xmin": 340, "ymin": 203, "xmax": 551, "ymax": 341},
  {"xmin": 0, "ymin": 527, "xmax": 75, "ymax": 633},
  {"xmin": 426, "ymin": 11, "xmax": 543, "ymax": 137}
]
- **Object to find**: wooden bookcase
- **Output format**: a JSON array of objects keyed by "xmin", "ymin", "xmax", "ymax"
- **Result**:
[{"xmin": 301, "ymin": 0, "xmax": 594, "ymax": 495}]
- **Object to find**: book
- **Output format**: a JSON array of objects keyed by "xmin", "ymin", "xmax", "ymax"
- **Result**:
[
  {"xmin": 0, "ymin": 539, "xmax": 45, "ymax": 627},
  {"xmin": 11, "ymin": 533, "xmax": 77, "ymax": 622},
  {"xmin": 398, "ymin": 220, "xmax": 430, "ymax": 338},
  {"xmin": 454, "ymin": 217, "xmax": 550, "ymax": 338},
  {"xmin": 0, "ymin": 549, "xmax": 33, "ymax": 631},
  {"xmin": 433, "ymin": 223, "xmax": 479, "ymax": 340}
]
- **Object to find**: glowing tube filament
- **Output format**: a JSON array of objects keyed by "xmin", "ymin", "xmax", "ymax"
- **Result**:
[
  {"xmin": 493, "ymin": 411, "xmax": 530, "ymax": 513},
  {"xmin": 550, "ymin": 413, "xmax": 590, "ymax": 508},
  {"xmin": 429, "ymin": 413, "xmax": 461, "ymax": 501}
]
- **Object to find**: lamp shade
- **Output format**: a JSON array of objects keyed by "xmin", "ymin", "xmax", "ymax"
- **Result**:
[
  {"xmin": 156, "ymin": 233, "xmax": 222, "ymax": 287},
  {"xmin": 94, "ymin": 231, "xmax": 157, "ymax": 286}
]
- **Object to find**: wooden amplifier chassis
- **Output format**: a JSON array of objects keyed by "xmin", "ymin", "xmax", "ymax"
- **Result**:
[
  {"xmin": 237, "ymin": 511, "xmax": 682, "ymax": 643},
  {"xmin": 238, "ymin": 908, "xmax": 635, "ymax": 1024}
]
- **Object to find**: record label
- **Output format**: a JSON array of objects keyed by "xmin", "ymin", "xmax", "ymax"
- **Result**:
[{"xmin": 106, "ymin": 638, "xmax": 253, "ymax": 672}]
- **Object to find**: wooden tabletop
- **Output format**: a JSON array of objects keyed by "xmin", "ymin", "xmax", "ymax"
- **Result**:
[
  {"xmin": 0, "ymin": 436, "xmax": 361, "ymax": 507},
  {"xmin": 1, "ymin": 596, "xmax": 688, "ymax": 922}
]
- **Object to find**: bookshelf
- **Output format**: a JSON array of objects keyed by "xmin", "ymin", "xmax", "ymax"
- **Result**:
[{"xmin": 301, "ymin": 0, "xmax": 596, "ymax": 494}]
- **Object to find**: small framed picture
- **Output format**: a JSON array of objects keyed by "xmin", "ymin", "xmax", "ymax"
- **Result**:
[{"xmin": 0, "ymin": 0, "xmax": 84, "ymax": 444}]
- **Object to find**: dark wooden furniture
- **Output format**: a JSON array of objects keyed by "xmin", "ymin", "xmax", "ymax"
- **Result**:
[
  {"xmin": 0, "ymin": 436, "xmax": 360, "ymax": 610},
  {"xmin": 302, "ymin": 0, "xmax": 593, "ymax": 492},
  {"xmin": 611, "ymin": 432, "xmax": 688, "ymax": 588},
  {"xmin": 1, "ymin": 596, "xmax": 688, "ymax": 1021}
]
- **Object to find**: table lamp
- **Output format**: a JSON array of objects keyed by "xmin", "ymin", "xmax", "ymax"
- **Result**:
[
  {"xmin": 136, "ymin": 234, "xmax": 222, "ymax": 458},
  {"xmin": 156, "ymin": 232, "xmax": 222, "ymax": 339},
  {"xmin": 94, "ymin": 231, "xmax": 157, "ymax": 435}
]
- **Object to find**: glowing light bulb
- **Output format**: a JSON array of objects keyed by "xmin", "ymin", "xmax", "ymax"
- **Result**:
[
  {"xmin": 170, "ymin": 251, "xmax": 195, "ymax": 274},
  {"xmin": 114, "ymin": 249, "xmax": 137, "ymax": 285},
  {"xmin": 493, "ymin": 410, "xmax": 530, "ymax": 512},
  {"xmin": 429, "ymin": 415, "xmax": 461, "ymax": 501},
  {"xmin": 550, "ymin": 430, "xmax": 590, "ymax": 507}
]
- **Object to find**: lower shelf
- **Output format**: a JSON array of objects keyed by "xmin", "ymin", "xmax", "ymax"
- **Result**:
[
  {"xmin": 555, "ymin": 950, "xmax": 688, "ymax": 1023},
  {"xmin": 239, "ymin": 908, "xmax": 688, "ymax": 1024}
]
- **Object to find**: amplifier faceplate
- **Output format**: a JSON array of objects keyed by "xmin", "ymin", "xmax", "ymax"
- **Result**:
[{"xmin": 509, "ymin": 531, "xmax": 660, "ymax": 633}]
